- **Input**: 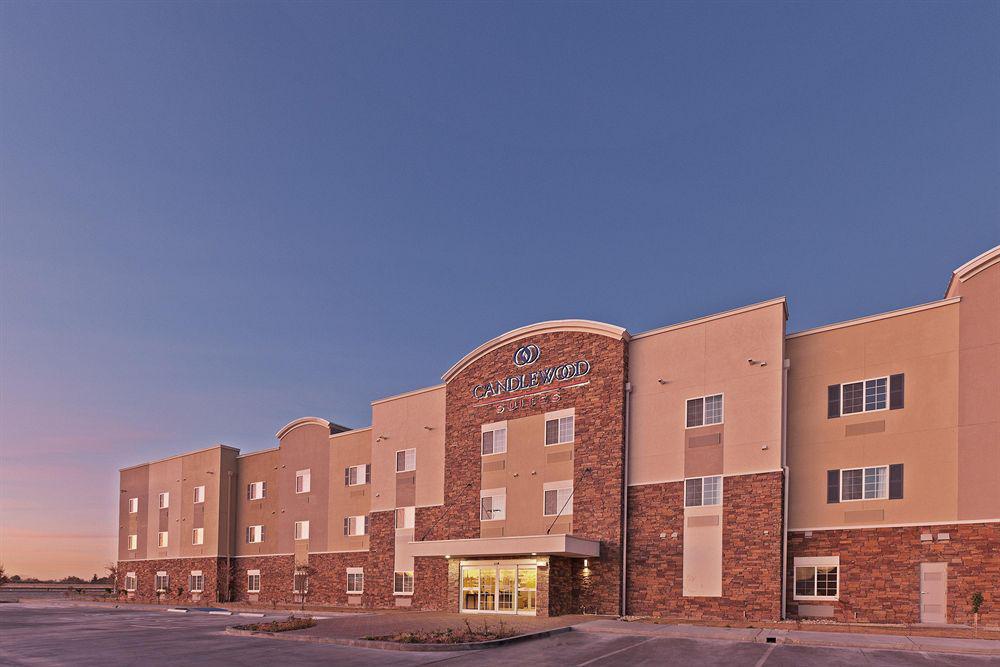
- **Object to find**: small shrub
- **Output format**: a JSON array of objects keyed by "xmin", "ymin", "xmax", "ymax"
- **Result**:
[
  {"xmin": 236, "ymin": 615, "xmax": 316, "ymax": 633},
  {"xmin": 972, "ymin": 592, "xmax": 984, "ymax": 615},
  {"xmin": 366, "ymin": 619, "xmax": 518, "ymax": 644}
]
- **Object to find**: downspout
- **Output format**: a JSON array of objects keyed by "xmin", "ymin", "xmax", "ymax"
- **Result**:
[
  {"xmin": 780, "ymin": 358, "xmax": 790, "ymax": 620},
  {"xmin": 620, "ymin": 380, "xmax": 632, "ymax": 618}
]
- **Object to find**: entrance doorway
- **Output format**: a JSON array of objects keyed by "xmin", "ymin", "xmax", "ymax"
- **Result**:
[
  {"xmin": 920, "ymin": 562, "xmax": 948, "ymax": 624},
  {"xmin": 461, "ymin": 562, "xmax": 537, "ymax": 614}
]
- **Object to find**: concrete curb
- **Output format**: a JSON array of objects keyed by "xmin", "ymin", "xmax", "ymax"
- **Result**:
[{"xmin": 224, "ymin": 624, "xmax": 573, "ymax": 652}]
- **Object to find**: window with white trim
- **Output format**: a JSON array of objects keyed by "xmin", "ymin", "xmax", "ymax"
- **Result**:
[
  {"xmin": 841, "ymin": 377, "xmax": 888, "ymax": 414},
  {"xmin": 128, "ymin": 497, "xmax": 138, "ymax": 514},
  {"xmin": 394, "ymin": 571, "xmax": 414, "ymax": 595},
  {"xmin": 192, "ymin": 527, "xmax": 204, "ymax": 545},
  {"xmin": 124, "ymin": 572, "xmax": 137, "ymax": 592},
  {"xmin": 395, "ymin": 449, "xmax": 416, "ymax": 472},
  {"xmin": 189, "ymin": 570, "xmax": 204, "ymax": 593},
  {"xmin": 193, "ymin": 486, "xmax": 205, "ymax": 504},
  {"xmin": 158, "ymin": 492, "xmax": 169, "ymax": 509},
  {"xmin": 793, "ymin": 556, "xmax": 839, "ymax": 600},
  {"xmin": 684, "ymin": 475, "xmax": 722, "ymax": 507},
  {"xmin": 246, "ymin": 525, "xmax": 265, "ymax": 543},
  {"xmin": 344, "ymin": 515, "xmax": 367, "ymax": 536},
  {"xmin": 544, "ymin": 410, "xmax": 575, "ymax": 445},
  {"xmin": 395, "ymin": 506, "xmax": 415, "ymax": 530},
  {"xmin": 840, "ymin": 466, "xmax": 888, "ymax": 501},
  {"xmin": 295, "ymin": 469, "xmax": 311, "ymax": 494},
  {"xmin": 154, "ymin": 572, "xmax": 169, "ymax": 592},
  {"xmin": 127, "ymin": 534, "xmax": 138, "ymax": 551},
  {"xmin": 686, "ymin": 394, "xmax": 723, "ymax": 428},
  {"xmin": 480, "ymin": 488, "xmax": 506, "ymax": 521},
  {"xmin": 481, "ymin": 423, "xmax": 507, "ymax": 455},
  {"xmin": 543, "ymin": 481, "xmax": 573, "ymax": 516},
  {"xmin": 247, "ymin": 481, "xmax": 266, "ymax": 500},
  {"xmin": 293, "ymin": 570, "xmax": 309, "ymax": 594},
  {"xmin": 294, "ymin": 520, "xmax": 310, "ymax": 540},
  {"xmin": 347, "ymin": 567, "xmax": 364, "ymax": 594},
  {"xmin": 157, "ymin": 531, "xmax": 169, "ymax": 548},
  {"xmin": 247, "ymin": 570, "xmax": 261, "ymax": 593},
  {"xmin": 345, "ymin": 464, "xmax": 371, "ymax": 486}
]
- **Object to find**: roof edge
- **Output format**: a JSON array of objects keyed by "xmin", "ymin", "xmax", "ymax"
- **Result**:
[
  {"xmin": 630, "ymin": 297, "xmax": 787, "ymax": 341},
  {"xmin": 786, "ymin": 297, "xmax": 960, "ymax": 340},
  {"xmin": 371, "ymin": 383, "xmax": 446, "ymax": 406},
  {"xmin": 119, "ymin": 443, "xmax": 239, "ymax": 472},
  {"xmin": 946, "ymin": 244, "xmax": 1000, "ymax": 297},
  {"xmin": 275, "ymin": 417, "xmax": 330, "ymax": 440}
]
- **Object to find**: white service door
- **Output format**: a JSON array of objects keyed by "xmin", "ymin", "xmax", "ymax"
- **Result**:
[{"xmin": 919, "ymin": 562, "xmax": 948, "ymax": 624}]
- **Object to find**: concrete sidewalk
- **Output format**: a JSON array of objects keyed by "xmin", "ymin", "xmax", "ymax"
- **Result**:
[{"xmin": 574, "ymin": 619, "xmax": 1000, "ymax": 656}]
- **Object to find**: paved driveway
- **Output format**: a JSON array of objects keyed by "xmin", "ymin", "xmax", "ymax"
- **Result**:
[{"xmin": 1, "ymin": 604, "xmax": 996, "ymax": 666}]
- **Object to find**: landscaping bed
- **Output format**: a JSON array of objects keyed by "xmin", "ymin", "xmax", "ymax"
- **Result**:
[
  {"xmin": 234, "ymin": 615, "xmax": 316, "ymax": 633},
  {"xmin": 365, "ymin": 619, "xmax": 518, "ymax": 644}
]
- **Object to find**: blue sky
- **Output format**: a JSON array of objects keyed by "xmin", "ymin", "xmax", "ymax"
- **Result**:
[{"xmin": 1, "ymin": 1, "xmax": 997, "ymax": 577}]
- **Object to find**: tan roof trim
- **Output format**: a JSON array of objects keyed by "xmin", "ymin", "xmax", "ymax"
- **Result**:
[
  {"xmin": 119, "ymin": 444, "xmax": 239, "ymax": 472},
  {"xmin": 946, "ymin": 244, "xmax": 1000, "ymax": 297},
  {"xmin": 371, "ymin": 384, "xmax": 445, "ymax": 406},
  {"xmin": 275, "ymin": 417, "xmax": 330, "ymax": 440},
  {"xmin": 442, "ymin": 320, "xmax": 630, "ymax": 383},
  {"xmin": 236, "ymin": 446, "xmax": 279, "ymax": 459},
  {"xmin": 630, "ymin": 297, "xmax": 787, "ymax": 341},
  {"xmin": 331, "ymin": 426, "xmax": 372, "ymax": 440},
  {"xmin": 786, "ymin": 297, "xmax": 960, "ymax": 340}
]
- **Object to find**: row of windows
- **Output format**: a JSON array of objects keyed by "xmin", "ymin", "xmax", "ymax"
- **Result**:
[
  {"xmin": 123, "ymin": 569, "xmax": 412, "ymax": 596},
  {"xmin": 478, "ymin": 482, "xmax": 574, "ymax": 521},
  {"xmin": 128, "ymin": 487, "xmax": 206, "ymax": 514},
  {"xmin": 481, "ymin": 414, "xmax": 576, "ymax": 456}
]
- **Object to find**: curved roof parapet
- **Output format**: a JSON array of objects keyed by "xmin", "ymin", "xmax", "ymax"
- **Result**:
[
  {"xmin": 946, "ymin": 244, "xmax": 1000, "ymax": 297},
  {"xmin": 442, "ymin": 319, "xmax": 629, "ymax": 383},
  {"xmin": 275, "ymin": 417, "xmax": 351, "ymax": 440}
]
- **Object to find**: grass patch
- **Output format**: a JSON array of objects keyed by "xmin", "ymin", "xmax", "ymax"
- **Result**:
[
  {"xmin": 236, "ymin": 615, "xmax": 316, "ymax": 633},
  {"xmin": 366, "ymin": 619, "xmax": 520, "ymax": 644}
]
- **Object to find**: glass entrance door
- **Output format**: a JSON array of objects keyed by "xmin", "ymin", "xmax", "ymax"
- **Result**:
[{"xmin": 460, "ymin": 563, "xmax": 536, "ymax": 615}]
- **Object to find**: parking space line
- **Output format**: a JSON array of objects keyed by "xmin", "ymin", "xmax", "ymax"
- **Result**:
[
  {"xmin": 752, "ymin": 644, "xmax": 776, "ymax": 667},
  {"xmin": 576, "ymin": 637, "xmax": 657, "ymax": 666}
]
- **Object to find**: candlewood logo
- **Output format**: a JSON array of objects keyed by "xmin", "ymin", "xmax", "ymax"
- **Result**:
[
  {"xmin": 472, "ymin": 344, "xmax": 591, "ymax": 401},
  {"xmin": 513, "ymin": 344, "xmax": 540, "ymax": 367}
]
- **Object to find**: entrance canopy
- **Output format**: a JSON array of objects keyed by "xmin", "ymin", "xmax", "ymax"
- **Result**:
[{"xmin": 408, "ymin": 533, "xmax": 600, "ymax": 559}]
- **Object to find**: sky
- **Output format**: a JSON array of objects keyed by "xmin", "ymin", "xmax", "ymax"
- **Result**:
[{"xmin": 1, "ymin": 1, "xmax": 997, "ymax": 579}]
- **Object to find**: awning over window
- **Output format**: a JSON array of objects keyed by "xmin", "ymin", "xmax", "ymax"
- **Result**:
[{"xmin": 408, "ymin": 533, "xmax": 600, "ymax": 559}]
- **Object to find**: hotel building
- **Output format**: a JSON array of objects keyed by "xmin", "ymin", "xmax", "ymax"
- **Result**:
[{"xmin": 117, "ymin": 245, "xmax": 999, "ymax": 624}]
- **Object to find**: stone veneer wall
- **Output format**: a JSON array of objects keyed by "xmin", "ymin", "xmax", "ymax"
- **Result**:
[
  {"xmin": 306, "ymin": 551, "xmax": 368, "ymax": 606},
  {"xmin": 232, "ymin": 555, "xmax": 296, "ymax": 605},
  {"xmin": 363, "ymin": 510, "xmax": 396, "ymax": 609},
  {"xmin": 117, "ymin": 557, "xmax": 228, "ymax": 604},
  {"xmin": 787, "ymin": 523, "xmax": 999, "ymax": 625},
  {"xmin": 626, "ymin": 471, "xmax": 784, "ymax": 620}
]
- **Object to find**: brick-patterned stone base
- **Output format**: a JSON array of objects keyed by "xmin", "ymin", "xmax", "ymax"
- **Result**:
[
  {"xmin": 232, "ymin": 555, "xmax": 295, "ymax": 605},
  {"xmin": 306, "ymin": 551, "xmax": 368, "ymax": 606},
  {"xmin": 787, "ymin": 522, "xmax": 1000, "ymax": 625},
  {"xmin": 116, "ymin": 557, "xmax": 228, "ymax": 604},
  {"xmin": 626, "ymin": 471, "xmax": 784, "ymax": 620}
]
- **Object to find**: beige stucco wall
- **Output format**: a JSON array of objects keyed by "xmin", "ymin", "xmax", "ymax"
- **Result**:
[
  {"xmin": 786, "ymin": 302, "xmax": 961, "ymax": 529},
  {"xmin": 234, "ymin": 449, "xmax": 281, "ymax": 556},
  {"xmin": 273, "ymin": 422, "xmax": 333, "ymax": 555},
  {"xmin": 118, "ymin": 464, "xmax": 149, "ymax": 561},
  {"xmin": 326, "ymin": 428, "xmax": 373, "ymax": 552},
  {"xmin": 628, "ymin": 300, "xmax": 786, "ymax": 486}
]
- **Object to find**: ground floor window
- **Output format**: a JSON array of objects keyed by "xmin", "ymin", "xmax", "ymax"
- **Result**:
[
  {"xmin": 247, "ymin": 570, "xmax": 261, "ymax": 593},
  {"xmin": 124, "ymin": 572, "xmax": 137, "ymax": 592},
  {"xmin": 793, "ymin": 556, "xmax": 839, "ymax": 600},
  {"xmin": 293, "ymin": 570, "xmax": 309, "ymax": 594},
  {"xmin": 154, "ymin": 572, "xmax": 169, "ymax": 592},
  {"xmin": 189, "ymin": 571, "xmax": 204, "ymax": 593},
  {"xmin": 461, "ymin": 562, "xmax": 536, "ymax": 614},
  {"xmin": 347, "ymin": 567, "xmax": 364, "ymax": 594},
  {"xmin": 394, "ymin": 571, "xmax": 414, "ymax": 595}
]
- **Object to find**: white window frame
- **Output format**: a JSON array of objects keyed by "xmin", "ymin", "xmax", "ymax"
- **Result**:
[
  {"xmin": 480, "ymin": 488, "xmax": 507, "ymax": 521},
  {"xmin": 394, "ymin": 571, "xmax": 414, "ymax": 595},
  {"xmin": 481, "ymin": 421, "xmax": 508, "ymax": 456},
  {"xmin": 127, "ymin": 534, "xmax": 138, "ymax": 551},
  {"xmin": 395, "ymin": 448, "xmax": 416, "ymax": 473},
  {"xmin": 840, "ymin": 376, "xmax": 889, "ymax": 416},
  {"xmin": 839, "ymin": 465, "xmax": 889, "ymax": 502},
  {"xmin": 294, "ymin": 520, "xmax": 310, "ymax": 540},
  {"xmin": 189, "ymin": 570, "xmax": 204, "ymax": 593},
  {"xmin": 247, "ymin": 570, "xmax": 261, "ymax": 593},
  {"xmin": 155, "ymin": 571, "xmax": 169, "ymax": 592},
  {"xmin": 543, "ymin": 480, "xmax": 573, "ymax": 517},
  {"xmin": 295, "ymin": 469, "xmax": 311, "ymax": 494},
  {"xmin": 684, "ymin": 475, "xmax": 723, "ymax": 507},
  {"xmin": 157, "ymin": 531, "xmax": 169, "ymax": 548},
  {"xmin": 685, "ymin": 393, "xmax": 724, "ymax": 428},
  {"xmin": 246, "ymin": 524, "xmax": 264, "ymax": 543},
  {"xmin": 793, "ymin": 556, "xmax": 840, "ymax": 601},
  {"xmin": 247, "ymin": 481, "xmax": 265, "ymax": 501},
  {"xmin": 544, "ymin": 408, "xmax": 575, "ymax": 446},
  {"xmin": 158, "ymin": 492, "xmax": 169, "ymax": 509},
  {"xmin": 193, "ymin": 486, "xmax": 205, "ymax": 504},
  {"xmin": 192, "ymin": 527, "xmax": 204, "ymax": 545},
  {"xmin": 128, "ymin": 497, "xmax": 138, "ymax": 514},
  {"xmin": 346, "ymin": 464, "xmax": 370, "ymax": 486},
  {"xmin": 395, "ymin": 506, "xmax": 415, "ymax": 530},
  {"xmin": 346, "ymin": 567, "xmax": 364, "ymax": 594},
  {"xmin": 124, "ymin": 572, "xmax": 137, "ymax": 592},
  {"xmin": 293, "ymin": 570, "xmax": 310, "ymax": 594},
  {"xmin": 345, "ymin": 515, "xmax": 367, "ymax": 536}
]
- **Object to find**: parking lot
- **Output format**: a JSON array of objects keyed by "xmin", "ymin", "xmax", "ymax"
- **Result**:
[{"xmin": 0, "ymin": 603, "xmax": 996, "ymax": 666}]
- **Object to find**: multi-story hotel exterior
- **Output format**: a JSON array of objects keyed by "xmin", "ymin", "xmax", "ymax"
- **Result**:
[{"xmin": 117, "ymin": 245, "xmax": 999, "ymax": 625}]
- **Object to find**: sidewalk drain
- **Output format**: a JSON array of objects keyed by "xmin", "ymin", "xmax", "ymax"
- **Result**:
[{"xmin": 765, "ymin": 637, "xmax": 777, "ymax": 643}]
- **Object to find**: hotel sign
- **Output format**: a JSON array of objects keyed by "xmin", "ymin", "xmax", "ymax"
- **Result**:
[{"xmin": 471, "ymin": 344, "xmax": 592, "ymax": 409}]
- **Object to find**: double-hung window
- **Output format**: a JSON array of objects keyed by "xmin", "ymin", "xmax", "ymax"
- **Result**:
[
  {"xmin": 841, "ymin": 466, "xmax": 888, "ymax": 501},
  {"xmin": 544, "ymin": 409, "xmax": 574, "ymax": 445},
  {"xmin": 154, "ymin": 572, "xmax": 169, "ymax": 592},
  {"xmin": 686, "ymin": 394, "xmax": 723, "ymax": 428},
  {"xmin": 128, "ymin": 497, "xmax": 138, "ymax": 514},
  {"xmin": 247, "ymin": 570, "xmax": 261, "ymax": 593},
  {"xmin": 293, "ymin": 570, "xmax": 309, "ymax": 594},
  {"xmin": 684, "ymin": 475, "xmax": 722, "ymax": 507},
  {"xmin": 193, "ymin": 486, "xmax": 205, "ymax": 504},
  {"xmin": 158, "ymin": 492, "xmax": 169, "ymax": 509},
  {"xmin": 347, "ymin": 568, "xmax": 364, "ymax": 594},
  {"xmin": 246, "ymin": 525, "xmax": 265, "ymax": 543},
  {"xmin": 543, "ymin": 481, "xmax": 573, "ymax": 516},
  {"xmin": 192, "ymin": 527, "xmax": 204, "ymax": 545},
  {"xmin": 157, "ymin": 531, "xmax": 169, "ymax": 548},
  {"xmin": 394, "ymin": 571, "xmax": 414, "ymax": 595},
  {"xmin": 294, "ymin": 520, "xmax": 310, "ymax": 540},
  {"xmin": 124, "ymin": 572, "xmax": 137, "ymax": 592},
  {"xmin": 295, "ymin": 469, "xmax": 311, "ymax": 494},
  {"xmin": 395, "ymin": 506, "xmax": 415, "ymax": 530},
  {"xmin": 794, "ymin": 556, "xmax": 839, "ymax": 600},
  {"xmin": 830, "ymin": 374, "xmax": 904, "ymax": 418},
  {"xmin": 127, "ymin": 534, "xmax": 138, "ymax": 551},
  {"xmin": 345, "ymin": 464, "xmax": 371, "ymax": 486},
  {"xmin": 344, "ymin": 515, "xmax": 368, "ymax": 536},
  {"xmin": 189, "ymin": 570, "xmax": 204, "ymax": 593},
  {"xmin": 247, "ymin": 481, "xmax": 266, "ymax": 501},
  {"xmin": 481, "ymin": 423, "xmax": 507, "ymax": 455},
  {"xmin": 395, "ymin": 449, "xmax": 416, "ymax": 473},
  {"xmin": 480, "ymin": 489, "xmax": 506, "ymax": 521}
]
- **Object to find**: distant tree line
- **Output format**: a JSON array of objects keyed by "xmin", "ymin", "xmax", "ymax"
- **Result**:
[{"xmin": 0, "ymin": 564, "xmax": 112, "ymax": 585}]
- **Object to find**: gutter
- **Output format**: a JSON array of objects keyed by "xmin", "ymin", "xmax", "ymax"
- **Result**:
[
  {"xmin": 781, "ymin": 358, "xmax": 790, "ymax": 620},
  {"xmin": 621, "ymin": 380, "xmax": 632, "ymax": 617}
]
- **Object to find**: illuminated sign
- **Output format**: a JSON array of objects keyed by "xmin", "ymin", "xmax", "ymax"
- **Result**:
[{"xmin": 471, "ymin": 345, "xmax": 591, "ymax": 401}]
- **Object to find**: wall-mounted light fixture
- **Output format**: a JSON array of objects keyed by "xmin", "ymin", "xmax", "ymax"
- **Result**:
[
  {"xmin": 748, "ymin": 358, "xmax": 767, "ymax": 367},
  {"xmin": 657, "ymin": 379, "xmax": 668, "ymax": 385}
]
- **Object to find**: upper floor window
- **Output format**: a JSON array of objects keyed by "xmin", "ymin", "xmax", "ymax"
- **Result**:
[
  {"xmin": 794, "ymin": 556, "xmax": 839, "ymax": 600},
  {"xmin": 480, "ymin": 488, "xmax": 506, "ymax": 521},
  {"xmin": 294, "ymin": 520, "xmax": 310, "ymax": 540},
  {"xmin": 189, "ymin": 570, "xmax": 204, "ymax": 593},
  {"xmin": 543, "ymin": 481, "xmax": 573, "ymax": 517},
  {"xmin": 841, "ymin": 466, "xmax": 887, "ymax": 501},
  {"xmin": 192, "ymin": 527, "xmax": 204, "ymax": 545},
  {"xmin": 247, "ymin": 481, "xmax": 266, "ymax": 501},
  {"xmin": 545, "ymin": 410, "xmax": 574, "ymax": 446},
  {"xmin": 684, "ymin": 475, "xmax": 722, "ymax": 507},
  {"xmin": 193, "ymin": 486, "xmax": 205, "ymax": 504},
  {"xmin": 128, "ymin": 497, "xmax": 138, "ymax": 514},
  {"xmin": 247, "ymin": 570, "xmax": 261, "ymax": 593},
  {"xmin": 344, "ymin": 515, "xmax": 368, "ymax": 536},
  {"xmin": 481, "ymin": 423, "xmax": 507, "ymax": 455},
  {"xmin": 124, "ymin": 572, "xmax": 137, "ymax": 591},
  {"xmin": 829, "ymin": 374, "xmax": 904, "ymax": 418},
  {"xmin": 127, "ymin": 534, "xmax": 138, "ymax": 551},
  {"xmin": 395, "ymin": 506, "xmax": 415, "ymax": 530},
  {"xmin": 154, "ymin": 572, "xmax": 169, "ymax": 592},
  {"xmin": 346, "ymin": 567, "xmax": 364, "ymax": 594},
  {"xmin": 246, "ymin": 525, "xmax": 265, "ymax": 543},
  {"xmin": 345, "ymin": 464, "xmax": 371, "ymax": 486},
  {"xmin": 686, "ymin": 394, "xmax": 723, "ymax": 428},
  {"xmin": 158, "ymin": 492, "xmax": 169, "ymax": 509},
  {"xmin": 396, "ymin": 449, "xmax": 416, "ymax": 473},
  {"xmin": 295, "ymin": 470, "xmax": 311, "ymax": 494},
  {"xmin": 157, "ymin": 531, "xmax": 169, "ymax": 548}
]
